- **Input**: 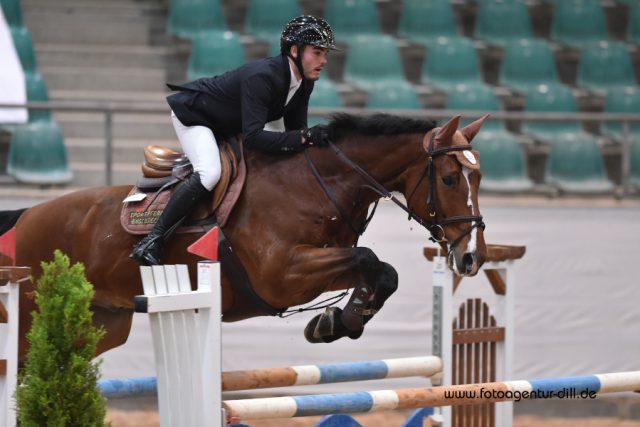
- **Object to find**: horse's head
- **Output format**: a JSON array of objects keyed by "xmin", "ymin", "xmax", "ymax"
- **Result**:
[{"xmin": 405, "ymin": 115, "xmax": 488, "ymax": 276}]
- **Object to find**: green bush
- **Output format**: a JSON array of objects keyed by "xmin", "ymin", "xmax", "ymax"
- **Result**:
[{"xmin": 16, "ymin": 250, "xmax": 108, "ymax": 427}]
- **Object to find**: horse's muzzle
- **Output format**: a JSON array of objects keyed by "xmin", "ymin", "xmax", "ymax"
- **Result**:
[{"xmin": 448, "ymin": 250, "xmax": 483, "ymax": 277}]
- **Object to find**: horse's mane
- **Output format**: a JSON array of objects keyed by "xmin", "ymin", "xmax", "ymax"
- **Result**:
[{"xmin": 327, "ymin": 113, "xmax": 437, "ymax": 141}]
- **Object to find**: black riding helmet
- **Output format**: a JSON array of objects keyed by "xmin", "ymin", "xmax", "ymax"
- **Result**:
[{"xmin": 280, "ymin": 15, "xmax": 336, "ymax": 78}]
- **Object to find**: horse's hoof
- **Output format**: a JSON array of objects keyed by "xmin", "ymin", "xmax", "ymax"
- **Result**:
[
  {"xmin": 304, "ymin": 307, "xmax": 340, "ymax": 343},
  {"xmin": 304, "ymin": 314, "xmax": 324, "ymax": 343},
  {"xmin": 303, "ymin": 307, "xmax": 363, "ymax": 344}
]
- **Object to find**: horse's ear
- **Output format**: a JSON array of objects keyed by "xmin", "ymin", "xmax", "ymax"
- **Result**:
[
  {"xmin": 460, "ymin": 114, "xmax": 490, "ymax": 143},
  {"xmin": 435, "ymin": 115, "xmax": 461, "ymax": 145}
]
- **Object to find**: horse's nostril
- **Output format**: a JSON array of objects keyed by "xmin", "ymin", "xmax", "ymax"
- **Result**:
[{"xmin": 463, "ymin": 253, "xmax": 476, "ymax": 273}]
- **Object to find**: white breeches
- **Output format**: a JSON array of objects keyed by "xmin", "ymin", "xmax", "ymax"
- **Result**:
[{"xmin": 171, "ymin": 111, "xmax": 221, "ymax": 191}]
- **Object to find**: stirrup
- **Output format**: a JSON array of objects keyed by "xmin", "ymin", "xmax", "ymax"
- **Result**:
[{"xmin": 131, "ymin": 234, "xmax": 163, "ymax": 266}]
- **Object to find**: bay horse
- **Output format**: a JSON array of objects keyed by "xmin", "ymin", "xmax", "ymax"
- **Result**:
[{"xmin": 2, "ymin": 113, "xmax": 488, "ymax": 361}]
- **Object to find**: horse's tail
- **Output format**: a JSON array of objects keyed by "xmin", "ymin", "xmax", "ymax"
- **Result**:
[{"xmin": 0, "ymin": 208, "xmax": 27, "ymax": 236}]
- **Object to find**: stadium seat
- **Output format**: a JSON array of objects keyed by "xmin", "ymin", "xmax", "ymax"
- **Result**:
[
  {"xmin": 550, "ymin": 0, "xmax": 607, "ymax": 49},
  {"xmin": 366, "ymin": 81, "xmax": 421, "ymax": 110},
  {"xmin": 10, "ymin": 27, "xmax": 37, "ymax": 74},
  {"xmin": 445, "ymin": 82, "xmax": 501, "ymax": 131},
  {"xmin": 0, "ymin": 0, "xmax": 23, "ymax": 28},
  {"xmin": 421, "ymin": 37, "xmax": 483, "ymax": 93},
  {"xmin": 343, "ymin": 35, "xmax": 406, "ymax": 92},
  {"xmin": 631, "ymin": 138, "xmax": 640, "ymax": 188},
  {"xmin": 245, "ymin": 0, "xmax": 301, "ymax": 41},
  {"xmin": 627, "ymin": 4, "xmax": 640, "ymax": 44},
  {"xmin": 601, "ymin": 86, "xmax": 640, "ymax": 139},
  {"xmin": 474, "ymin": 0, "xmax": 533, "ymax": 47},
  {"xmin": 187, "ymin": 31, "xmax": 245, "ymax": 80},
  {"xmin": 25, "ymin": 73, "xmax": 52, "ymax": 123},
  {"xmin": 168, "ymin": 0, "xmax": 226, "ymax": 39},
  {"xmin": 499, "ymin": 38, "xmax": 559, "ymax": 95},
  {"xmin": 308, "ymin": 79, "xmax": 343, "ymax": 126},
  {"xmin": 397, "ymin": 0, "xmax": 458, "ymax": 47},
  {"xmin": 545, "ymin": 132, "xmax": 613, "ymax": 193},
  {"xmin": 576, "ymin": 41, "xmax": 636, "ymax": 95},
  {"xmin": 475, "ymin": 131, "xmax": 534, "ymax": 192},
  {"xmin": 521, "ymin": 83, "xmax": 582, "ymax": 140},
  {"xmin": 446, "ymin": 83, "xmax": 533, "ymax": 192},
  {"xmin": 7, "ymin": 121, "xmax": 73, "ymax": 184},
  {"xmin": 324, "ymin": 0, "xmax": 380, "ymax": 45}
]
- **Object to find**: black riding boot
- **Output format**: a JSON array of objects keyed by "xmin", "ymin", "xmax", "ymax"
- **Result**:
[{"xmin": 131, "ymin": 172, "xmax": 209, "ymax": 265}]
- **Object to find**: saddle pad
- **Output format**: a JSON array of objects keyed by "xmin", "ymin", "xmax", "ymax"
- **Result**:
[
  {"xmin": 215, "ymin": 141, "xmax": 245, "ymax": 228},
  {"xmin": 120, "ymin": 187, "xmax": 210, "ymax": 235},
  {"xmin": 121, "ymin": 139, "xmax": 246, "ymax": 234}
]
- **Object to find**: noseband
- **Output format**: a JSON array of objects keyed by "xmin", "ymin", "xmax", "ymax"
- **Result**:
[
  {"xmin": 304, "ymin": 130, "xmax": 484, "ymax": 250},
  {"xmin": 413, "ymin": 131, "xmax": 485, "ymax": 249}
]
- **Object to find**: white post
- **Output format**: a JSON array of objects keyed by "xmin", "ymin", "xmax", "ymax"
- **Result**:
[
  {"xmin": 485, "ymin": 260, "xmax": 515, "ymax": 427},
  {"xmin": 137, "ymin": 262, "xmax": 223, "ymax": 427},
  {"xmin": 0, "ymin": 275, "xmax": 20, "ymax": 427},
  {"xmin": 432, "ymin": 255, "xmax": 453, "ymax": 424},
  {"xmin": 431, "ymin": 255, "xmax": 516, "ymax": 427}
]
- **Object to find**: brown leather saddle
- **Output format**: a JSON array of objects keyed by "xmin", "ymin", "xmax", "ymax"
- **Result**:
[{"xmin": 121, "ymin": 138, "xmax": 246, "ymax": 235}]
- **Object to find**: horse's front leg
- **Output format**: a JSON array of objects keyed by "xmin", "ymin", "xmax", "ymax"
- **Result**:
[{"xmin": 281, "ymin": 246, "xmax": 398, "ymax": 344}]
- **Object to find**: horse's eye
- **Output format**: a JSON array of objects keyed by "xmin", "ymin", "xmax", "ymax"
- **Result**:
[{"xmin": 442, "ymin": 175, "xmax": 455, "ymax": 186}]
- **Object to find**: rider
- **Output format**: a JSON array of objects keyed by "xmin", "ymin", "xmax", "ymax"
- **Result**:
[{"xmin": 131, "ymin": 15, "xmax": 336, "ymax": 266}]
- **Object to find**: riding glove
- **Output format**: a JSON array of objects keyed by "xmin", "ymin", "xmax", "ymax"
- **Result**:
[{"xmin": 303, "ymin": 125, "xmax": 331, "ymax": 147}]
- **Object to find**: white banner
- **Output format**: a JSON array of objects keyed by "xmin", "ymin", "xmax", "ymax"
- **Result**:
[{"xmin": 0, "ymin": 8, "xmax": 27, "ymax": 124}]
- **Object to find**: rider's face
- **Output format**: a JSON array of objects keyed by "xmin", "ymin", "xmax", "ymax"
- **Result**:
[{"xmin": 292, "ymin": 46, "xmax": 329, "ymax": 81}]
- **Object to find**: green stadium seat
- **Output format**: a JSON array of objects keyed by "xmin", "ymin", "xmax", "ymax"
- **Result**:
[
  {"xmin": 550, "ymin": 0, "xmax": 607, "ymax": 49},
  {"xmin": 366, "ymin": 81, "xmax": 420, "ymax": 110},
  {"xmin": 7, "ymin": 121, "xmax": 73, "ymax": 184},
  {"xmin": 627, "ymin": 4, "xmax": 640, "ymax": 44},
  {"xmin": 576, "ymin": 41, "xmax": 636, "ymax": 95},
  {"xmin": 521, "ymin": 83, "xmax": 581, "ymax": 140},
  {"xmin": 474, "ymin": 0, "xmax": 532, "ymax": 47},
  {"xmin": 245, "ymin": 0, "xmax": 301, "ymax": 41},
  {"xmin": 0, "ymin": 0, "xmax": 23, "ymax": 28},
  {"xmin": 397, "ymin": 0, "xmax": 457, "ymax": 47},
  {"xmin": 601, "ymin": 86, "xmax": 640, "ymax": 139},
  {"xmin": 324, "ymin": 0, "xmax": 380, "ymax": 45},
  {"xmin": 445, "ymin": 82, "xmax": 501, "ymax": 131},
  {"xmin": 545, "ymin": 132, "xmax": 613, "ymax": 193},
  {"xmin": 10, "ymin": 27, "xmax": 37, "ymax": 74},
  {"xmin": 187, "ymin": 31, "xmax": 245, "ymax": 80},
  {"xmin": 168, "ymin": 0, "xmax": 226, "ymax": 40},
  {"xmin": 446, "ymin": 82, "xmax": 533, "ymax": 192},
  {"xmin": 475, "ymin": 130, "xmax": 534, "ymax": 192},
  {"xmin": 631, "ymin": 138, "xmax": 640, "ymax": 188},
  {"xmin": 25, "ymin": 73, "xmax": 52, "ymax": 123},
  {"xmin": 499, "ymin": 38, "xmax": 559, "ymax": 94},
  {"xmin": 343, "ymin": 35, "xmax": 406, "ymax": 92},
  {"xmin": 421, "ymin": 37, "xmax": 482, "ymax": 93},
  {"xmin": 308, "ymin": 79, "xmax": 343, "ymax": 126}
]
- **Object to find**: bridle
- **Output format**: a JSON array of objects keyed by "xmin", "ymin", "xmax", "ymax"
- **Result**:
[
  {"xmin": 412, "ymin": 130, "xmax": 485, "ymax": 249},
  {"xmin": 304, "ymin": 129, "xmax": 485, "ymax": 250}
]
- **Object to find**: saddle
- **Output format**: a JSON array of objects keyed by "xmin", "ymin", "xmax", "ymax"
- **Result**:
[{"xmin": 121, "ymin": 138, "xmax": 246, "ymax": 235}]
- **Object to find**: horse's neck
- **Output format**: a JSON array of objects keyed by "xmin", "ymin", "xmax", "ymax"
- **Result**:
[{"xmin": 337, "ymin": 134, "xmax": 424, "ymax": 194}]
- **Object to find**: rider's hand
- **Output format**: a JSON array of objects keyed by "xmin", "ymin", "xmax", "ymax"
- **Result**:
[{"xmin": 302, "ymin": 125, "xmax": 331, "ymax": 147}]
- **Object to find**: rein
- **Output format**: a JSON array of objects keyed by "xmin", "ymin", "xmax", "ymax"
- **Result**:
[{"xmin": 304, "ymin": 132, "xmax": 484, "ymax": 248}]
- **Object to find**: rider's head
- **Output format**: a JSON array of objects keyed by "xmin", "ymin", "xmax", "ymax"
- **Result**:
[{"xmin": 280, "ymin": 15, "xmax": 336, "ymax": 81}]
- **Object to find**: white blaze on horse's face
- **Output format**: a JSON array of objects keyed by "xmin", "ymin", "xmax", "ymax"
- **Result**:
[
  {"xmin": 461, "ymin": 167, "xmax": 477, "ymax": 255},
  {"xmin": 432, "ymin": 114, "xmax": 488, "ymax": 277}
]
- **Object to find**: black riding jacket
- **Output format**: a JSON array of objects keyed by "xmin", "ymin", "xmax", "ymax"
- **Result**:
[{"xmin": 166, "ymin": 54, "xmax": 313, "ymax": 153}]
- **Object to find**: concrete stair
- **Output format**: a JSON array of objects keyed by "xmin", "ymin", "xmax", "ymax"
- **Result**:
[{"xmin": 20, "ymin": 0, "xmax": 177, "ymax": 188}]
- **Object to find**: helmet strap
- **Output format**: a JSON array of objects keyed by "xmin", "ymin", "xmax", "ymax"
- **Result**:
[{"xmin": 287, "ymin": 44, "xmax": 306, "ymax": 80}]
